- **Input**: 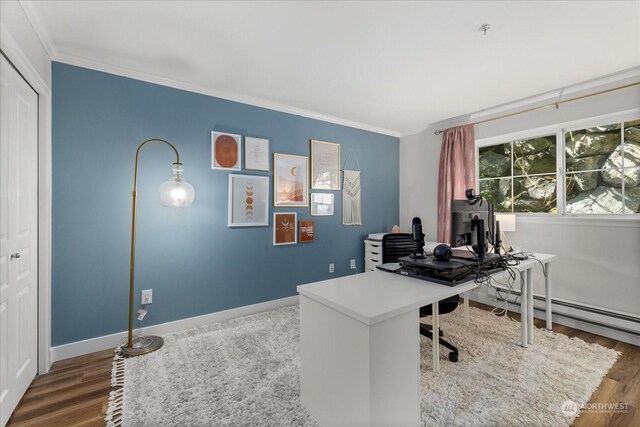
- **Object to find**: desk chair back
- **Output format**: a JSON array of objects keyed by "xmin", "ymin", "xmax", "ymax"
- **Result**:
[
  {"xmin": 381, "ymin": 233, "xmax": 416, "ymax": 263},
  {"xmin": 381, "ymin": 232, "xmax": 460, "ymax": 361}
]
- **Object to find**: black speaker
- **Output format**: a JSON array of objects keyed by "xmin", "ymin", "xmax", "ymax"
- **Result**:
[{"xmin": 433, "ymin": 244, "xmax": 452, "ymax": 262}]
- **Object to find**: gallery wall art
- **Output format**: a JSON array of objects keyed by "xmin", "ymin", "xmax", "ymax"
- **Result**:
[
  {"xmin": 273, "ymin": 153, "xmax": 308, "ymax": 207},
  {"xmin": 212, "ymin": 131, "xmax": 241, "ymax": 170},
  {"xmin": 310, "ymin": 193, "xmax": 334, "ymax": 216},
  {"xmin": 244, "ymin": 136, "xmax": 270, "ymax": 171},
  {"xmin": 299, "ymin": 220, "xmax": 315, "ymax": 243},
  {"xmin": 228, "ymin": 174, "xmax": 269, "ymax": 227},
  {"xmin": 273, "ymin": 212, "xmax": 297, "ymax": 245},
  {"xmin": 311, "ymin": 139, "xmax": 340, "ymax": 190}
]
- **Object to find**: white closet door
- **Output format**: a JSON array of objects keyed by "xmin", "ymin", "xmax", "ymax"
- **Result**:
[{"xmin": 0, "ymin": 54, "xmax": 39, "ymax": 426}]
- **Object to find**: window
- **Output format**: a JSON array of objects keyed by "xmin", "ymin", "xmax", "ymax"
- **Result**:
[
  {"xmin": 479, "ymin": 135, "xmax": 557, "ymax": 213},
  {"xmin": 477, "ymin": 117, "xmax": 640, "ymax": 215},
  {"xmin": 565, "ymin": 120, "xmax": 640, "ymax": 214}
]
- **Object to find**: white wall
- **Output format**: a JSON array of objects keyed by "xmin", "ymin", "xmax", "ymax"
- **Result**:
[
  {"xmin": 503, "ymin": 217, "xmax": 639, "ymax": 314},
  {"xmin": 400, "ymin": 73, "xmax": 640, "ymax": 325},
  {"xmin": 399, "ymin": 127, "xmax": 442, "ymax": 240}
]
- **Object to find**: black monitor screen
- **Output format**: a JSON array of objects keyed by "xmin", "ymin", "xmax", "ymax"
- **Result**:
[{"xmin": 450, "ymin": 199, "xmax": 495, "ymax": 248}]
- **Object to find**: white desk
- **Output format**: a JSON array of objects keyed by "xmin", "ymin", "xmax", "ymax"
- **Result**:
[
  {"xmin": 513, "ymin": 253, "xmax": 558, "ymax": 346},
  {"xmin": 422, "ymin": 243, "xmax": 557, "ymax": 345},
  {"xmin": 477, "ymin": 253, "xmax": 556, "ymax": 347},
  {"xmin": 297, "ymin": 272, "xmax": 479, "ymax": 426},
  {"xmin": 297, "ymin": 251, "xmax": 558, "ymax": 427}
]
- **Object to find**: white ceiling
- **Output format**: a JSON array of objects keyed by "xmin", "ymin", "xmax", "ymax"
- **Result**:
[{"xmin": 28, "ymin": 0, "xmax": 640, "ymax": 136}]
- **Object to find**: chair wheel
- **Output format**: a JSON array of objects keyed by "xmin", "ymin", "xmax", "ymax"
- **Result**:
[{"xmin": 449, "ymin": 352, "xmax": 458, "ymax": 362}]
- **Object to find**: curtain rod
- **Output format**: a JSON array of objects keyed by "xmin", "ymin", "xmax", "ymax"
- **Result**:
[{"xmin": 434, "ymin": 81, "xmax": 640, "ymax": 135}]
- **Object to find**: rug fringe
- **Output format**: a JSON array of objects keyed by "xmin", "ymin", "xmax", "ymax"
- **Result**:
[
  {"xmin": 105, "ymin": 348, "xmax": 125, "ymax": 426},
  {"xmin": 111, "ymin": 353, "xmax": 125, "ymax": 387}
]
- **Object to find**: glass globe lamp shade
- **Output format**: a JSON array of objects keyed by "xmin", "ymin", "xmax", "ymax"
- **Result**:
[{"xmin": 160, "ymin": 166, "xmax": 195, "ymax": 207}]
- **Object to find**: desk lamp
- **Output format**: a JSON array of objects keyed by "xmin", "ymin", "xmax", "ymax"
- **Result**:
[
  {"xmin": 121, "ymin": 139, "xmax": 195, "ymax": 357},
  {"xmin": 494, "ymin": 213, "xmax": 516, "ymax": 254}
]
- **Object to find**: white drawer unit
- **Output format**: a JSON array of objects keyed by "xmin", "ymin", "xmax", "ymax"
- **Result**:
[{"xmin": 364, "ymin": 238, "xmax": 384, "ymax": 271}]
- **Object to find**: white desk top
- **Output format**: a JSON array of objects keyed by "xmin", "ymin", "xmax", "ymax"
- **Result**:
[
  {"xmin": 298, "ymin": 248, "xmax": 556, "ymax": 326},
  {"xmin": 528, "ymin": 252, "xmax": 558, "ymax": 263},
  {"xmin": 497, "ymin": 253, "xmax": 557, "ymax": 272},
  {"xmin": 297, "ymin": 271, "xmax": 478, "ymax": 326}
]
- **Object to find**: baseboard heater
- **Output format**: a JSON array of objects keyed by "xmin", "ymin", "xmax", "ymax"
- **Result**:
[{"xmin": 489, "ymin": 288, "xmax": 640, "ymax": 337}]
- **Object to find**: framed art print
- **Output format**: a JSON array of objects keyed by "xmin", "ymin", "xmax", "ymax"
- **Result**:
[
  {"xmin": 273, "ymin": 212, "xmax": 297, "ymax": 245},
  {"xmin": 244, "ymin": 136, "xmax": 270, "ymax": 171},
  {"xmin": 299, "ymin": 220, "xmax": 315, "ymax": 243},
  {"xmin": 311, "ymin": 139, "xmax": 340, "ymax": 190},
  {"xmin": 273, "ymin": 153, "xmax": 308, "ymax": 207},
  {"xmin": 310, "ymin": 193, "xmax": 334, "ymax": 216},
  {"xmin": 228, "ymin": 174, "xmax": 269, "ymax": 227},
  {"xmin": 212, "ymin": 131, "xmax": 241, "ymax": 170}
]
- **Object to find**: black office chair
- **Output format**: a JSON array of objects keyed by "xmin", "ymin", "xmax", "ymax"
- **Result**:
[{"xmin": 381, "ymin": 233, "xmax": 460, "ymax": 362}]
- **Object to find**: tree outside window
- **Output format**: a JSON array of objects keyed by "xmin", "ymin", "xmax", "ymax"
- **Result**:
[
  {"xmin": 565, "ymin": 120, "xmax": 640, "ymax": 214},
  {"xmin": 479, "ymin": 135, "xmax": 556, "ymax": 213},
  {"xmin": 477, "ymin": 118, "xmax": 640, "ymax": 215}
]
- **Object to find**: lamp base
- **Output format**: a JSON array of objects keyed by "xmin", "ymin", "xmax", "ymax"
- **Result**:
[{"xmin": 120, "ymin": 335, "xmax": 164, "ymax": 357}]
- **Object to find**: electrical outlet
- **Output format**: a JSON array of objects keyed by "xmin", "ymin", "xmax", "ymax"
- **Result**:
[
  {"xmin": 141, "ymin": 289, "xmax": 153, "ymax": 305},
  {"xmin": 350, "ymin": 259, "xmax": 356, "ymax": 270},
  {"xmin": 329, "ymin": 263, "xmax": 334, "ymax": 273}
]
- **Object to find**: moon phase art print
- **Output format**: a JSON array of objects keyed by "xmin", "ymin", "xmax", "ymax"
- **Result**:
[{"xmin": 228, "ymin": 174, "xmax": 269, "ymax": 227}]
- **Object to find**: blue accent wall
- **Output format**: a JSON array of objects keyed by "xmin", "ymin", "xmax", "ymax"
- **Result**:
[{"xmin": 52, "ymin": 62, "xmax": 399, "ymax": 346}]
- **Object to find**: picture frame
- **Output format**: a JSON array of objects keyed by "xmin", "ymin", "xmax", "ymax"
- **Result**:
[
  {"xmin": 244, "ymin": 136, "xmax": 270, "ymax": 171},
  {"xmin": 299, "ymin": 220, "xmax": 315, "ymax": 243},
  {"xmin": 212, "ymin": 131, "xmax": 242, "ymax": 170},
  {"xmin": 310, "ymin": 193, "xmax": 334, "ymax": 216},
  {"xmin": 273, "ymin": 212, "xmax": 297, "ymax": 245},
  {"xmin": 273, "ymin": 153, "xmax": 308, "ymax": 207},
  {"xmin": 228, "ymin": 174, "xmax": 269, "ymax": 227},
  {"xmin": 311, "ymin": 139, "xmax": 341, "ymax": 190}
]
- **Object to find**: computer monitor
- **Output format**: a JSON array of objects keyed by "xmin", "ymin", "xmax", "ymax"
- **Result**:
[{"xmin": 450, "ymin": 198, "xmax": 495, "ymax": 255}]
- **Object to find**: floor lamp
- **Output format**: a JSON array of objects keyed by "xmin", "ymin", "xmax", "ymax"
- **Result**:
[{"xmin": 120, "ymin": 139, "xmax": 195, "ymax": 357}]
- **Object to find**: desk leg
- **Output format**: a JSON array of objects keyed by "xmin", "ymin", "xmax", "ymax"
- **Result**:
[
  {"xmin": 299, "ymin": 295, "xmax": 421, "ymax": 426},
  {"xmin": 527, "ymin": 268, "xmax": 534, "ymax": 345},
  {"xmin": 432, "ymin": 301, "xmax": 439, "ymax": 373},
  {"xmin": 545, "ymin": 263, "xmax": 552, "ymax": 330},
  {"xmin": 520, "ymin": 272, "xmax": 528, "ymax": 348},
  {"xmin": 463, "ymin": 292, "xmax": 470, "ymax": 327}
]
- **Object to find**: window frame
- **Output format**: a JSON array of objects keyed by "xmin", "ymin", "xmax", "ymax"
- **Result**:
[{"xmin": 475, "ymin": 108, "xmax": 640, "ymax": 220}]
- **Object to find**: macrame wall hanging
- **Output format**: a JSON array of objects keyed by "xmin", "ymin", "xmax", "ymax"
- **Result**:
[{"xmin": 342, "ymin": 151, "xmax": 361, "ymax": 226}]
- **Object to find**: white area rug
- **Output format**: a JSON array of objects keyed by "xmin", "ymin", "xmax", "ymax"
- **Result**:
[{"xmin": 106, "ymin": 305, "xmax": 619, "ymax": 426}]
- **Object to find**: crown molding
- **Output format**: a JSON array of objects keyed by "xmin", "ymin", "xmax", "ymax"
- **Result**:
[
  {"xmin": 0, "ymin": 23, "xmax": 50, "ymax": 92},
  {"xmin": 18, "ymin": 0, "xmax": 58, "ymax": 60},
  {"xmin": 54, "ymin": 53, "xmax": 402, "ymax": 138},
  {"xmin": 17, "ymin": 1, "xmax": 401, "ymax": 137},
  {"xmin": 424, "ymin": 66, "xmax": 640, "ymax": 134}
]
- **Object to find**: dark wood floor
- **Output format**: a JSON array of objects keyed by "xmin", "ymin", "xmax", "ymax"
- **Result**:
[{"xmin": 7, "ymin": 302, "xmax": 639, "ymax": 426}]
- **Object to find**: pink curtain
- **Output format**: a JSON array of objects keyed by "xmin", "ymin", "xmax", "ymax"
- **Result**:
[{"xmin": 436, "ymin": 124, "xmax": 476, "ymax": 243}]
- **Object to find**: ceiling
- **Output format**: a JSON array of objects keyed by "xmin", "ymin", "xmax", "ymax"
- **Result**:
[{"xmin": 28, "ymin": 1, "xmax": 640, "ymax": 136}]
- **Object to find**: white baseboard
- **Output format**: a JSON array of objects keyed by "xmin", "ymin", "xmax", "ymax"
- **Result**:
[
  {"xmin": 50, "ymin": 295, "xmax": 299, "ymax": 362},
  {"xmin": 470, "ymin": 288, "xmax": 640, "ymax": 347}
]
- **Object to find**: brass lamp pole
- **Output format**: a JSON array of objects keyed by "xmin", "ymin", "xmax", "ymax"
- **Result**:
[{"xmin": 120, "ymin": 139, "xmax": 195, "ymax": 357}]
